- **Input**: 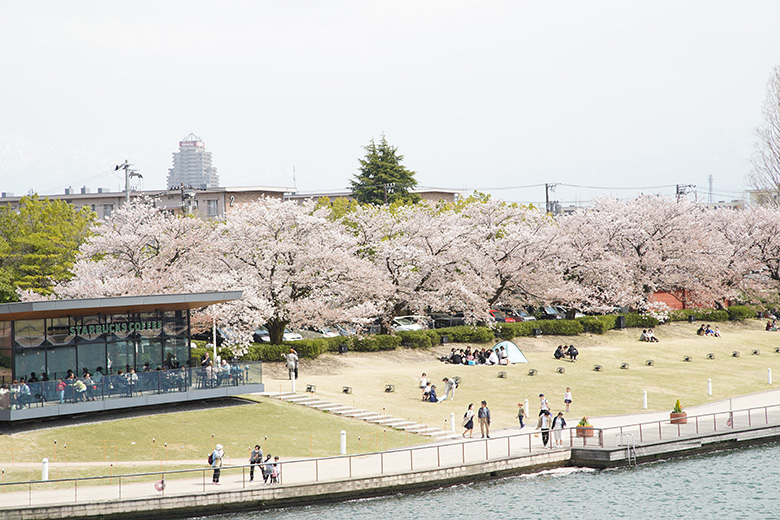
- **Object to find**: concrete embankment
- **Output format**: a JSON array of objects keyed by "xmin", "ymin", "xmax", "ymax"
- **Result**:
[{"xmin": 572, "ymin": 422, "xmax": 780, "ymax": 468}]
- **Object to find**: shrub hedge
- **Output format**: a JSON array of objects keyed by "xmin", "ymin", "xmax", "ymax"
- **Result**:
[
  {"xmin": 200, "ymin": 305, "xmax": 757, "ymax": 362},
  {"xmin": 727, "ymin": 305, "xmax": 756, "ymax": 321}
]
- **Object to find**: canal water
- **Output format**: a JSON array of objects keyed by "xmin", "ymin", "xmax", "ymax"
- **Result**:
[{"xmin": 199, "ymin": 443, "xmax": 780, "ymax": 520}]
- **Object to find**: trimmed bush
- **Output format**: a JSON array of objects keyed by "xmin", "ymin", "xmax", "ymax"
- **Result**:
[
  {"xmin": 625, "ymin": 313, "xmax": 660, "ymax": 328},
  {"xmin": 669, "ymin": 309, "xmax": 729, "ymax": 322},
  {"xmin": 577, "ymin": 316, "xmax": 614, "ymax": 334},
  {"xmin": 496, "ymin": 322, "xmax": 535, "ymax": 339},
  {"xmin": 396, "ymin": 330, "xmax": 432, "ymax": 348},
  {"xmin": 424, "ymin": 329, "xmax": 441, "ymax": 346},
  {"xmin": 352, "ymin": 335, "xmax": 402, "ymax": 351},
  {"xmin": 727, "ymin": 305, "xmax": 755, "ymax": 321},
  {"xmin": 536, "ymin": 320, "xmax": 584, "ymax": 336},
  {"xmin": 436, "ymin": 325, "xmax": 495, "ymax": 343}
]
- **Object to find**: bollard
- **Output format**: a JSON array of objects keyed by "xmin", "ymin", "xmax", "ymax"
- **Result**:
[
  {"xmin": 42, "ymin": 458, "xmax": 49, "ymax": 481},
  {"xmin": 643, "ymin": 391, "xmax": 647, "ymax": 410},
  {"xmin": 340, "ymin": 430, "xmax": 346, "ymax": 455},
  {"xmin": 524, "ymin": 399, "xmax": 529, "ymax": 417},
  {"xmin": 769, "ymin": 368, "xmax": 773, "ymax": 385},
  {"xmin": 291, "ymin": 378, "xmax": 296, "ymax": 393},
  {"xmin": 450, "ymin": 412, "xmax": 456, "ymax": 433},
  {"xmin": 708, "ymin": 379, "xmax": 712, "ymax": 396}
]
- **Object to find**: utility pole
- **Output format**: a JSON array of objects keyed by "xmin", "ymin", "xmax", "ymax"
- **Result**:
[
  {"xmin": 115, "ymin": 160, "xmax": 143, "ymax": 204},
  {"xmin": 383, "ymin": 183, "xmax": 395, "ymax": 205},
  {"xmin": 675, "ymin": 184, "xmax": 696, "ymax": 202},
  {"xmin": 545, "ymin": 183, "xmax": 558, "ymax": 214}
]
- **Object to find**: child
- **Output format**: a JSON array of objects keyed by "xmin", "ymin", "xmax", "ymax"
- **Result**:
[
  {"xmin": 564, "ymin": 387, "xmax": 572, "ymax": 412},
  {"xmin": 517, "ymin": 402, "xmax": 527, "ymax": 428}
]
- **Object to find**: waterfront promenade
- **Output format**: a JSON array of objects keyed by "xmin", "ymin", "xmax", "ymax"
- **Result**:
[{"xmin": 1, "ymin": 389, "xmax": 780, "ymax": 520}]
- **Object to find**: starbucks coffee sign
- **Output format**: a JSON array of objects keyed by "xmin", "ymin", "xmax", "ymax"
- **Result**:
[{"xmin": 69, "ymin": 320, "xmax": 163, "ymax": 336}]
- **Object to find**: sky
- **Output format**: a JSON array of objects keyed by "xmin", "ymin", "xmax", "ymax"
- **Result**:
[{"xmin": 1, "ymin": 1, "xmax": 779, "ymax": 207}]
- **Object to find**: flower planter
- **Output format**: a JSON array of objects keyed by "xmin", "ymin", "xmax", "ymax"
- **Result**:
[
  {"xmin": 670, "ymin": 412, "xmax": 688, "ymax": 425},
  {"xmin": 575, "ymin": 426, "xmax": 595, "ymax": 437}
]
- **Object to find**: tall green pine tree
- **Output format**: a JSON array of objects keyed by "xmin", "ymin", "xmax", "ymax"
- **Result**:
[{"xmin": 350, "ymin": 134, "xmax": 420, "ymax": 205}]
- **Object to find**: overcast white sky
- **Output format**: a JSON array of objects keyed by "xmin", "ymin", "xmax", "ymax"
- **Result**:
[{"xmin": 1, "ymin": 1, "xmax": 779, "ymax": 206}]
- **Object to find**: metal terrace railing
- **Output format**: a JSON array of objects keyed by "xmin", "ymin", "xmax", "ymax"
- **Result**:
[{"xmin": 1, "ymin": 402, "xmax": 779, "ymax": 507}]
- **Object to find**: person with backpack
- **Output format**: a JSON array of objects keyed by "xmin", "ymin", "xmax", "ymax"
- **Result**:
[
  {"xmin": 261, "ymin": 454, "xmax": 273, "ymax": 484},
  {"xmin": 249, "ymin": 445, "xmax": 263, "ymax": 482},
  {"xmin": 210, "ymin": 444, "xmax": 224, "ymax": 484}
]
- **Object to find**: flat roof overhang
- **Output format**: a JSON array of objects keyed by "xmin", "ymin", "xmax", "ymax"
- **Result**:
[{"xmin": 0, "ymin": 291, "xmax": 243, "ymax": 321}]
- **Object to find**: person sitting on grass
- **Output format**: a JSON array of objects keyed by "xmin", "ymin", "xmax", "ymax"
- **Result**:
[
  {"xmin": 566, "ymin": 345, "xmax": 578, "ymax": 361},
  {"xmin": 639, "ymin": 330, "xmax": 649, "ymax": 342},
  {"xmin": 554, "ymin": 345, "xmax": 566, "ymax": 359},
  {"xmin": 486, "ymin": 349, "xmax": 499, "ymax": 365},
  {"xmin": 428, "ymin": 384, "xmax": 438, "ymax": 402},
  {"xmin": 697, "ymin": 324, "xmax": 706, "ymax": 336},
  {"xmin": 646, "ymin": 329, "xmax": 659, "ymax": 342},
  {"xmin": 422, "ymin": 382, "xmax": 432, "ymax": 401}
]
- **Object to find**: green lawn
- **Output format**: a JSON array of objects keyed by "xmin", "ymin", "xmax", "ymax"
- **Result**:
[{"xmin": 0, "ymin": 318, "xmax": 778, "ymax": 484}]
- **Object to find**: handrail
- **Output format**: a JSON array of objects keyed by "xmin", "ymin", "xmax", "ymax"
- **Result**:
[{"xmin": 2, "ymin": 400, "xmax": 779, "ymax": 503}]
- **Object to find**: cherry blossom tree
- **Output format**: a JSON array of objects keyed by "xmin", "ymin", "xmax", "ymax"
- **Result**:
[
  {"xmin": 457, "ymin": 197, "xmax": 572, "ymax": 312},
  {"xmin": 56, "ymin": 198, "xmax": 214, "ymax": 299},
  {"xmin": 210, "ymin": 198, "xmax": 383, "ymax": 344},
  {"xmin": 559, "ymin": 196, "xmax": 726, "ymax": 310},
  {"xmin": 344, "ymin": 202, "xmax": 484, "ymax": 327}
]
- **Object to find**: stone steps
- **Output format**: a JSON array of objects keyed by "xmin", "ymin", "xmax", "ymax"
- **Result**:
[{"xmin": 258, "ymin": 392, "xmax": 449, "ymax": 439}]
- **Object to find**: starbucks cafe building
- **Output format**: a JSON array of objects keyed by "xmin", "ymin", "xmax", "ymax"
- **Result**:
[{"xmin": 0, "ymin": 291, "xmax": 264, "ymax": 422}]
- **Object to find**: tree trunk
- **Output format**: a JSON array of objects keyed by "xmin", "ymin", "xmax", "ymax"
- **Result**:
[{"xmin": 265, "ymin": 318, "xmax": 288, "ymax": 345}]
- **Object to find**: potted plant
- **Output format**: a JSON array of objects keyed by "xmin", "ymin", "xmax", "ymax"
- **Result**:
[
  {"xmin": 575, "ymin": 416, "xmax": 595, "ymax": 437},
  {"xmin": 670, "ymin": 399, "xmax": 688, "ymax": 424}
]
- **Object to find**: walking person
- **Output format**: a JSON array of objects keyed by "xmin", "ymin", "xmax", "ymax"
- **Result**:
[
  {"xmin": 564, "ymin": 387, "xmax": 572, "ymax": 412},
  {"xmin": 478, "ymin": 400, "xmax": 491, "ymax": 438},
  {"xmin": 551, "ymin": 412, "xmax": 567, "ymax": 448},
  {"xmin": 462, "ymin": 403, "xmax": 475, "ymax": 438},
  {"xmin": 537, "ymin": 410, "xmax": 552, "ymax": 448},
  {"xmin": 211, "ymin": 444, "xmax": 224, "ymax": 484},
  {"xmin": 249, "ymin": 444, "xmax": 263, "ymax": 482},
  {"xmin": 539, "ymin": 393, "xmax": 550, "ymax": 416},
  {"xmin": 284, "ymin": 349, "xmax": 299, "ymax": 380},
  {"xmin": 270, "ymin": 456, "xmax": 280, "ymax": 484},
  {"xmin": 517, "ymin": 401, "xmax": 527, "ymax": 428},
  {"xmin": 261, "ymin": 454, "xmax": 273, "ymax": 484}
]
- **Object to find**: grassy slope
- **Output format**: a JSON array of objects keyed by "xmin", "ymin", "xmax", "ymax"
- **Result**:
[{"xmin": 0, "ymin": 319, "xmax": 778, "ymax": 482}]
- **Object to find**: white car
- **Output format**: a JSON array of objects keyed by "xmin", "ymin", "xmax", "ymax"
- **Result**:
[
  {"xmin": 253, "ymin": 327, "xmax": 303, "ymax": 343},
  {"xmin": 391, "ymin": 316, "xmax": 430, "ymax": 332}
]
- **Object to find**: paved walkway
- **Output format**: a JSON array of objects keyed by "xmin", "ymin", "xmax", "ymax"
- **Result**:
[{"xmin": 1, "ymin": 389, "xmax": 779, "ymax": 510}]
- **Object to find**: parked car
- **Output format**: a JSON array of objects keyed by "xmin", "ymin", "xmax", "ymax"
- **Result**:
[
  {"xmin": 496, "ymin": 306, "xmax": 537, "ymax": 322},
  {"xmin": 489, "ymin": 309, "xmax": 515, "ymax": 323},
  {"xmin": 552, "ymin": 306, "xmax": 586, "ymax": 319},
  {"xmin": 253, "ymin": 327, "xmax": 303, "ymax": 343},
  {"xmin": 429, "ymin": 312, "xmax": 466, "ymax": 329},
  {"xmin": 532, "ymin": 306, "xmax": 564, "ymax": 320},
  {"xmin": 391, "ymin": 315, "xmax": 430, "ymax": 332}
]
